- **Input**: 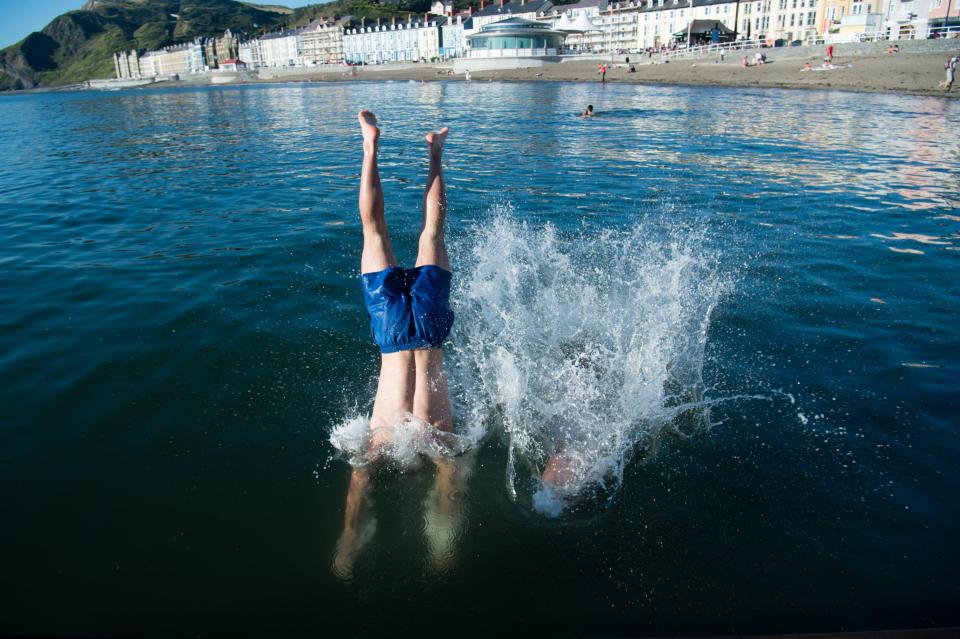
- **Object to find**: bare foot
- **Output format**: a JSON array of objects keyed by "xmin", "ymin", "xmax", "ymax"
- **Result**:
[
  {"xmin": 425, "ymin": 127, "xmax": 449, "ymax": 159},
  {"xmin": 358, "ymin": 109, "xmax": 380, "ymax": 147}
]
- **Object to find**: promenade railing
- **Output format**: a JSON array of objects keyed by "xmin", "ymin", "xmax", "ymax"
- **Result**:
[{"xmin": 847, "ymin": 24, "xmax": 960, "ymax": 42}]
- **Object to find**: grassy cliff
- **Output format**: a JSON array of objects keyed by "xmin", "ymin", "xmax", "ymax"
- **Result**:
[
  {"xmin": 0, "ymin": 0, "xmax": 450, "ymax": 90},
  {"xmin": 0, "ymin": 0, "xmax": 287, "ymax": 89}
]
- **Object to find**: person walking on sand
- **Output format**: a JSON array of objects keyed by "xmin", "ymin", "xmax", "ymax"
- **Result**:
[
  {"xmin": 944, "ymin": 52, "xmax": 958, "ymax": 92},
  {"xmin": 825, "ymin": 43, "xmax": 834, "ymax": 64},
  {"xmin": 598, "ymin": 63, "xmax": 607, "ymax": 83},
  {"xmin": 333, "ymin": 110, "xmax": 466, "ymax": 578}
]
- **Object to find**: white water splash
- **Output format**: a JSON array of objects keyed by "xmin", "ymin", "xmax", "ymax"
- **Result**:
[
  {"xmin": 329, "ymin": 411, "xmax": 476, "ymax": 470},
  {"xmin": 447, "ymin": 210, "xmax": 733, "ymax": 515}
]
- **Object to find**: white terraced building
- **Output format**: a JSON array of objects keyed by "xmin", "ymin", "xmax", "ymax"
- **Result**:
[
  {"xmin": 538, "ymin": 0, "xmax": 824, "ymax": 51},
  {"xmin": 258, "ymin": 30, "xmax": 305, "ymax": 67},
  {"xmin": 344, "ymin": 18, "xmax": 449, "ymax": 63}
]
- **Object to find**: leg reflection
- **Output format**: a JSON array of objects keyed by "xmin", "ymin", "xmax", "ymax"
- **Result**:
[
  {"xmin": 332, "ymin": 466, "xmax": 377, "ymax": 580},
  {"xmin": 422, "ymin": 455, "xmax": 472, "ymax": 573}
]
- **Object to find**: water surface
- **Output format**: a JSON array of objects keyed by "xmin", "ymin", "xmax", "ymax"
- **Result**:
[{"xmin": 0, "ymin": 81, "xmax": 958, "ymax": 637}]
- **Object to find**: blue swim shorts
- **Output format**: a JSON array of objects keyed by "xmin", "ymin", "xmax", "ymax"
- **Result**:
[{"xmin": 361, "ymin": 265, "xmax": 455, "ymax": 353}]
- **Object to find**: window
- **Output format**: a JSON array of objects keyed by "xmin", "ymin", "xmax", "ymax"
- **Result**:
[
  {"xmin": 808, "ymin": 11, "xmax": 816, "ymax": 22},
  {"xmin": 934, "ymin": 0, "xmax": 942, "ymax": 6},
  {"xmin": 778, "ymin": 0, "xmax": 786, "ymax": 9},
  {"xmin": 790, "ymin": 13, "xmax": 795, "ymax": 25}
]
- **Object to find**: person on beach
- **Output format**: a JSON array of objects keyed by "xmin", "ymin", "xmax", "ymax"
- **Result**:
[
  {"xmin": 825, "ymin": 43, "xmax": 834, "ymax": 64},
  {"xmin": 581, "ymin": 104, "xmax": 595, "ymax": 117},
  {"xmin": 333, "ymin": 110, "xmax": 466, "ymax": 578},
  {"xmin": 944, "ymin": 53, "xmax": 958, "ymax": 91},
  {"xmin": 598, "ymin": 63, "xmax": 607, "ymax": 83}
]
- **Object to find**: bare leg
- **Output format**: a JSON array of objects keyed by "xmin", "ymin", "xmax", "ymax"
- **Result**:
[
  {"xmin": 356, "ymin": 110, "xmax": 415, "ymax": 448},
  {"xmin": 413, "ymin": 348, "xmax": 452, "ymax": 432},
  {"xmin": 415, "ymin": 127, "xmax": 450, "ymax": 270},
  {"xmin": 411, "ymin": 126, "xmax": 454, "ymax": 433},
  {"xmin": 358, "ymin": 110, "xmax": 396, "ymax": 274}
]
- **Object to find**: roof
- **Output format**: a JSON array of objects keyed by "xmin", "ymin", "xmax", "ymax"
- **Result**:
[
  {"xmin": 623, "ymin": 0, "xmax": 742, "ymax": 15},
  {"xmin": 470, "ymin": 16, "xmax": 567, "ymax": 37},
  {"xmin": 554, "ymin": 0, "xmax": 606, "ymax": 10},
  {"xmin": 473, "ymin": 0, "xmax": 554, "ymax": 18},
  {"xmin": 677, "ymin": 19, "xmax": 735, "ymax": 34}
]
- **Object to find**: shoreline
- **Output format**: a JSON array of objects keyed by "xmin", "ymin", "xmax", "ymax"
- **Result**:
[{"xmin": 4, "ymin": 51, "xmax": 959, "ymax": 99}]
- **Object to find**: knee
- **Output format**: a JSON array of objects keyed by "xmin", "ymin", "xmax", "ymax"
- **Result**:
[{"xmin": 418, "ymin": 230, "xmax": 445, "ymax": 247}]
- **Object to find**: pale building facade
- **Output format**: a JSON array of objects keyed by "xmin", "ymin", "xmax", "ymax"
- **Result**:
[
  {"xmin": 238, "ymin": 40, "xmax": 263, "ymax": 69},
  {"xmin": 259, "ymin": 30, "xmax": 305, "ymax": 68},
  {"xmin": 550, "ymin": 0, "xmax": 830, "ymax": 50},
  {"xmin": 136, "ymin": 42, "xmax": 204, "ymax": 77},
  {"xmin": 442, "ymin": 16, "xmax": 468, "ymax": 57},
  {"xmin": 344, "ymin": 20, "xmax": 438, "ymax": 64},
  {"xmin": 882, "ymin": 0, "xmax": 933, "ymax": 37},
  {"xmin": 418, "ymin": 18, "xmax": 447, "ymax": 60},
  {"xmin": 113, "ymin": 50, "xmax": 141, "ymax": 79},
  {"xmin": 301, "ymin": 19, "xmax": 347, "ymax": 64},
  {"xmin": 204, "ymin": 30, "xmax": 238, "ymax": 69},
  {"xmin": 928, "ymin": 0, "xmax": 960, "ymax": 28}
]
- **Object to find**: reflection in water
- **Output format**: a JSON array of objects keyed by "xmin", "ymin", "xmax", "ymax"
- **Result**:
[{"xmin": 331, "ymin": 454, "xmax": 474, "ymax": 580}]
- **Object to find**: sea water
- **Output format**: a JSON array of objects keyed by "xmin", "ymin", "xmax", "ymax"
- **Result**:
[{"xmin": 0, "ymin": 82, "xmax": 958, "ymax": 636}]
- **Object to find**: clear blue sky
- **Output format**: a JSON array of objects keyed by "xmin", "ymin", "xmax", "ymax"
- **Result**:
[{"xmin": 0, "ymin": 0, "xmax": 318, "ymax": 49}]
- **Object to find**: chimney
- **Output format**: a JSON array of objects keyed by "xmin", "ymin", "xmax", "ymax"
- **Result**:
[
  {"xmin": 377, "ymin": 17, "xmax": 381, "ymax": 26},
  {"xmin": 425, "ymin": 12, "xmax": 429, "ymax": 22},
  {"xmin": 361, "ymin": 17, "xmax": 366, "ymax": 27},
  {"xmin": 499, "ymin": 0, "xmax": 504, "ymax": 6},
  {"xmin": 392, "ymin": 15, "xmax": 396, "ymax": 26},
  {"xmin": 480, "ymin": 0, "xmax": 485, "ymax": 9}
]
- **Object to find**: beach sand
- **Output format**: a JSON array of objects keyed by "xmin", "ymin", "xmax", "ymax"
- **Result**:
[{"xmin": 223, "ymin": 51, "xmax": 959, "ymax": 99}]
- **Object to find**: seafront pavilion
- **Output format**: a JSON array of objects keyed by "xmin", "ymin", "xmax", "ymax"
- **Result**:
[{"xmin": 465, "ymin": 17, "xmax": 568, "ymax": 57}]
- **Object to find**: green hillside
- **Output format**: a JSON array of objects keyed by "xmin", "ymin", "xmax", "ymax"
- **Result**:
[
  {"xmin": 0, "ymin": 0, "xmax": 287, "ymax": 89},
  {"xmin": 0, "ymin": 0, "xmax": 453, "ymax": 90}
]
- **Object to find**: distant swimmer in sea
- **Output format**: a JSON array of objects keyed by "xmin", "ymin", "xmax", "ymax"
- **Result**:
[
  {"xmin": 333, "ymin": 110, "xmax": 469, "ymax": 578},
  {"xmin": 581, "ymin": 104, "xmax": 595, "ymax": 117}
]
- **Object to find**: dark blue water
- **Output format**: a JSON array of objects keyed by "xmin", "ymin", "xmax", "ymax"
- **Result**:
[{"xmin": 1, "ymin": 82, "xmax": 958, "ymax": 637}]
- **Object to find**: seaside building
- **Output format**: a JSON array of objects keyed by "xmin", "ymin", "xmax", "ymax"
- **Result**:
[
  {"xmin": 238, "ymin": 39, "xmax": 263, "ymax": 69},
  {"xmin": 928, "ymin": 0, "xmax": 960, "ymax": 29},
  {"xmin": 136, "ymin": 41, "xmax": 205, "ymax": 77},
  {"xmin": 218, "ymin": 58, "xmax": 247, "ymax": 71},
  {"xmin": 113, "ymin": 50, "xmax": 142, "ymax": 79},
  {"xmin": 469, "ymin": 0, "xmax": 556, "ymax": 32},
  {"xmin": 259, "ymin": 29, "xmax": 306, "ymax": 68},
  {"xmin": 344, "ymin": 18, "xmax": 447, "ymax": 64},
  {"xmin": 465, "ymin": 17, "xmax": 567, "ymax": 55},
  {"xmin": 301, "ymin": 18, "xmax": 348, "ymax": 65},
  {"xmin": 442, "ymin": 15, "xmax": 470, "ymax": 58},
  {"xmin": 881, "ymin": 0, "xmax": 933, "ymax": 37},
  {"xmin": 419, "ymin": 16, "xmax": 448, "ymax": 61},
  {"xmin": 204, "ymin": 30, "xmax": 239, "ymax": 69}
]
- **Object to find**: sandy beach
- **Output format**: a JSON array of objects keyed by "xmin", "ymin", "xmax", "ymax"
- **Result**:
[{"xmin": 184, "ymin": 49, "xmax": 959, "ymax": 99}]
